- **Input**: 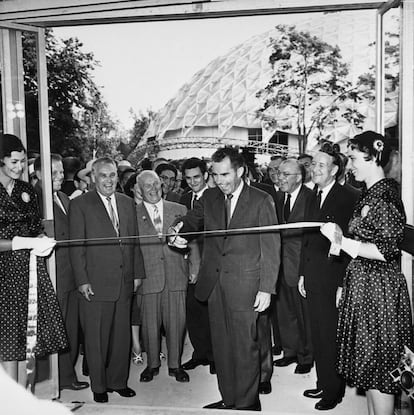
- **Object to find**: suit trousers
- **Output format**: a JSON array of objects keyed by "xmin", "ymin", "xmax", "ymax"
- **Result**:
[
  {"xmin": 307, "ymin": 289, "xmax": 345, "ymax": 401},
  {"xmin": 79, "ymin": 285, "xmax": 132, "ymax": 393},
  {"xmin": 269, "ymin": 294, "xmax": 282, "ymax": 350},
  {"xmin": 208, "ymin": 280, "xmax": 260, "ymax": 409},
  {"xmin": 57, "ymin": 289, "xmax": 79, "ymax": 385},
  {"xmin": 277, "ymin": 277, "xmax": 313, "ymax": 364},
  {"xmin": 257, "ymin": 310, "xmax": 273, "ymax": 383},
  {"xmin": 186, "ymin": 283, "xmax": 213, "ymax": 362},
  {"xmin": 141, "ymin": 289, "xmax": 186, "ymax": 370}
]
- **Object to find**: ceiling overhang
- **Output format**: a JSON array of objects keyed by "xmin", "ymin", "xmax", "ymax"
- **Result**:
[{"xmin": 0, "ymin": 0, "xmax": 391, "ymax": 28}]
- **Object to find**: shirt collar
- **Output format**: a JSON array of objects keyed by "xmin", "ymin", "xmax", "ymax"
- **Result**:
[{"xmin": 317, "ymin": 179, "xmax": 336, "ymax": 195}]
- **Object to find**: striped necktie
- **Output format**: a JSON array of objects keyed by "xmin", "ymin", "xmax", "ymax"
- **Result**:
[
  {"xmin": 106, "ymin": 196, "xmax": 119, "ymax": 235},
  {"xmin": 153, "ymin": 204, "xmax": 163, "ymax": 235}
]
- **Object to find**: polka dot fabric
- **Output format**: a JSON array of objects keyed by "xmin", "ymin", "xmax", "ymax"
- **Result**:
[
  {"xmin": 0, "ymin": 180, "xmax": 68, "ymax": 361},
  {"xmin": 337, "ymin": 178, "xmax": 413, "ymax": 393}
]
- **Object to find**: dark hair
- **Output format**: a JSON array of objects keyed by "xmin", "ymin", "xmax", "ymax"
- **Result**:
[
  {"xmin": 319, "ymin": 141, "xmax": 342, "ymax": 179},
  {"xmin": 181, "ymin": 157, "xmax": 207, "ymax": 175},
  {"xmin": 297, "ymin": 153, "xmax": 313, "ymax": 162},
  {"xmin": 0, "ymin": 134, "xmax": 25, "ymax": 165},
  {"xmin": 140, "ymin": 158, "xmax": 153, "ymax": 171},
  {"xmin": 119, "ymin": 167, "xmax": 136, "ymax": 183},
  {"xmin": 155, "ymin": 163, "xmax": 177, "ymax": 178},
  {"xmin": 62, "ymin": 156, "xmax": 81, "ymax": 174},
  {"xmin": 211, "ymin": 147, "xmax": 245, "ymax": 170},
  {"xmin": 348, "ymin": 130, "xmax": 391, "ymax": 167},
  {"xmin": 34, "ymin": 153, "xmax": 62, "ymax": 172},
  {"xmin": 123, "ymin": 172, "xmax": 138, "ymax": 199}
]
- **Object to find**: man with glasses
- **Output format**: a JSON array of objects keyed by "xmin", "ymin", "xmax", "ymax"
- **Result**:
[
  {"xmin": 155, "ymin": 163, "xmax": 181, "ymax": 202},
  {"xmin": 273, "ymin": 159, "xmax": 314, "ymax": 375}
]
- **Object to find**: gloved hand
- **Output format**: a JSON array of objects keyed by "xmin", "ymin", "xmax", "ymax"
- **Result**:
[{"xmin": 12, "ymin": 236, "xmax": 56, "ymax": 257}]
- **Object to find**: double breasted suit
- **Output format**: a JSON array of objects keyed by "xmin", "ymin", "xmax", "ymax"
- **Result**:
[
  {"xmin": 137, "ymin": 200, "xmax": 200, "ymax": 370},
  {"xmin": 275, "ymin": 185, "xmax": 313, "ymax": 365},
  {"xmin": 69, "ymin": 190, "xmax": 145, "ymax": 393},
  {"xmin": 53, "ymin": 191, "xmax": 80, "ymax": 386},
  {"xmin": 180, "ymin": 184, "xmax": 280, "ymax": 409},
  {"xmin": 300, "ymin": 182, "xmax": 359, "ymax": 401}
]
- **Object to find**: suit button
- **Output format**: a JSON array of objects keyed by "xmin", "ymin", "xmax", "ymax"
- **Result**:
[
  {"xmin": 120, "ymin": 265, "xmax": 123, "ymax": 268},
  {"xmin": 160, "ymin": 257, "xmax": 164, "ymax": 260},
  {"xmin": 222, "ymin": 253, "xmax": 226, "ymax": 257},
  {"xmin": 216, "ymin": 268, "xmax": 219, "ymax": 272}
]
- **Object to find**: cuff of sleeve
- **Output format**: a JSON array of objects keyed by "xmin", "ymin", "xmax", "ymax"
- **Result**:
[
  {"xmin": 12, "ymin": 236, "xmax": 25, "ymax": 251},
  {"xmin": 341, "ymin": 237, "xmax": 361, "ymax": 259}
]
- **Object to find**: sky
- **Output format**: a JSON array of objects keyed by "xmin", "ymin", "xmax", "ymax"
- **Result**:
[{"xmin": 53, "ymin": 14, "xmax": 319, "ymax": 130}]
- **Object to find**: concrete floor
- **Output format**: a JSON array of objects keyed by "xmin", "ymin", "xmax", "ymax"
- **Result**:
[{"xmin": 57, "ymin": 335, "xmax": 369, "ymax": 415}]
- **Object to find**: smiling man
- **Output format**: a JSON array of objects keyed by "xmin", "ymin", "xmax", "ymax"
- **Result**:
[
  {"xmin": 69, "ymin": 157, "xmax": 145, "ymax": 404},
  {"xmin": 169, "ymin": 147, "xmax": 280, "ymax": 411}
]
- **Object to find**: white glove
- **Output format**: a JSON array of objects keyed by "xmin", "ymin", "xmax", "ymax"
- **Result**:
[
  {"xmin": 12, "ymin": 236, "xmax": 56, "ymax": 257},
  {"xmin": 167, "ymin": 222, "xmax": 188, "ymax": 249}
]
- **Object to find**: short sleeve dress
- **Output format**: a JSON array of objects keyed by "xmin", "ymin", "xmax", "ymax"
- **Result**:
[
  {"xmin": 337, "ymin": 178, "xmax": 413, "ymax": 393},
  {"xmin": 0, "ymin": 179, "xmax": 68, "ymax": 362}
]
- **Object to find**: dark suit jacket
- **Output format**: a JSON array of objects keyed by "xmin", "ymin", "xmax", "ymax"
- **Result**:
[
  {"xmin": 180, "ymin": 184, "xmax": 281, "ymax": 306},
  {"xmin": 137, "ymin": 200, "xmax": 199, "ymax": 294},
  {"xmin": 277, "ymin": 185, "xmax": 313, "ymax": 287},
  {"xmin": 300, "ymin": 182, "xmax": 359, "ymax": 293},
  {"xmin": 165, "ymin": 191, "xmax": 181, "ymax": 203},
  {"xmin": 53, "ymin": 191, "xmax": 76, "ymax": 294},
  {"xmin": 69, "ymin": 190, "xmax": 145, "ymax": 301}
]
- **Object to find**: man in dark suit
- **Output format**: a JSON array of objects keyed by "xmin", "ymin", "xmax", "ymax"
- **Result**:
[
  {"xmin": 136, "ymin": 170, "xmax": 200, "ymax": 383},
  {"xmin": 69, "ymin": 157, "xmax": 145, "ymax": 403},
  {"xmin": 299, "ymin": 148, "xmax": 359, "ymax": 411},
  {"xmin": 179, "ymin": 158, "xmax": 215, "ymax": 374},
  {"xmin": 50, "ymin": 154, "xmax": 89, "ymax": 392},
  {"xmin": 273, "ymin": 159, "xmax": 314, "ymax": 374},
  {"xmin": 169, "ymin": 147, "xmax": 280, "ymax": 411}
]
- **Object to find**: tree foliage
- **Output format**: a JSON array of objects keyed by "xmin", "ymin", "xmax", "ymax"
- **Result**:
[
  {"xmin": 21, "ymin": 29, "xmax": 114, "ymax": 159},
  {"xmin": 256, "ymin": 25, "xmax": 366, "ymax": 152}
]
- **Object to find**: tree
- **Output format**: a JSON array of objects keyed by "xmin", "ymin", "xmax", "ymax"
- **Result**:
[
  {"xmin": 256, "ymin": 25, "xmax": 365, "ymax": 153},
  {"xmin": 20, "ymin": 29, "xmax": 114, "ymax": 158}
]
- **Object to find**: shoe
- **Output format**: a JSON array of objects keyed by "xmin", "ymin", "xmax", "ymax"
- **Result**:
[
  {"xmin": 273, "ymin": 356, "xmax": 297, "ymax": 367},
  {"xmin": 107, "ymin": 387, "xmax": 136, "ymax": 397},
  {"xmin": 181, "ymin": 358, "xmax": 209, "ymax": 370},
  {"xmin": 258, "ymin": 381, "xmax": 272, "ymax": 394},
  {"xmin": 315, "ymin": 397, "xmax": 342, "ymax": 410},
  {"xmin": 209, "ymin": 362, "xmax": 216, "ymax": 375},
  {"xmin": 132, "ymin": 351, "xmax": 143, "ymax": 365},
  {"xmin": 236, "ymin": 399, "xmax": 261, "ymax": 411},
  {"xmin": 93, "ymin": 392, "xmax": 108, "ymax": 403},
  {"xmin": 294, "ymin": 363, "xmax": 313, "ymax": 374},
  {"xmin": 203, "ymin": 400, "xmax": 234, "ymax": 409},
  {"xmin": 272, "ymin": 345, "xmax": 282, "ymax": 355},
  {"xmin": 60, "ymin": 380, "xmax": 89, "ymax": 391},
  {"xmin": 168, "ymin": 368, "xmax": 190, "ymax": 382},
  {"xmin": 303, "ymin": 388, "xmax": 323, "ymax": 399},
  {"xmin": 140, "ymin": 367, "xmax": 160, "ymax": 382}
]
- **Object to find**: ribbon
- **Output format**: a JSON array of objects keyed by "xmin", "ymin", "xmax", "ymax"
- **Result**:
[
  {"xmin": 56, "ymin": 221, "xmax": 324, "ymax": 245},
  {"xmin": 26, "ymin": 252, "xmax": 38, "ymax": 391}
]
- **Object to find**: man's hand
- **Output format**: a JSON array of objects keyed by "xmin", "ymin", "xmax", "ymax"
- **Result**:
[
  {"xmin": 134, "ymin": 279, "xmax": 142, "ymax": 292},
  {"xmin": 298, "ymin": 275, "xmax": 306, "ymax": 298},
  {"xmin": 189, "ymin": 273, "xmax": 198, "ymax": 284},
  {"xmin": 79, "ymin": 283, "xmax": 94, "ymax": 301},
  {"xmin": 167, "ymin": 222, "xmax": 188, "ymax": 249},
  {"xmin": 253, "ymin": 291, "xmax": 271, "ymax": 313},
  {"xmin": 336, "ymin": 287, "xmax": 343, "ymax": 308}
]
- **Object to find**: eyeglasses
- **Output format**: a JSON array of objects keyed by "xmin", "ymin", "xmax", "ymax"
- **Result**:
[{"xmin": 276, "ymin": 171, "xmax": 300, "ymax": 178}]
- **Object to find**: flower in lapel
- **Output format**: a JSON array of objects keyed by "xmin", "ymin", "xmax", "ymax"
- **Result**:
[
  {"xmin": 21, "ymin": 192, "xmax": 30, "ymax": 203},
  {"xmin": 361, "ymin": 205, "xmax": 370, "ymax": 218}
]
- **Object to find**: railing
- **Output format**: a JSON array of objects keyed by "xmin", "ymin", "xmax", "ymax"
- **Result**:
[{"xmin": 132, "ymin": 136, "xmax": 297, "ymax": 157}]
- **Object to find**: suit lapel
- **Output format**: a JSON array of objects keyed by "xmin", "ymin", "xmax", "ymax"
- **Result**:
[
  {"xmin": 229, "ymin": 184, "xmax": 249, "ymax": 229},
  {"xmin": 92, "ymin": 191, "xmax": 118, "ymax": 236},
  {"xmin": 289, "ymin": 186, "xmax": 306, "ymax": 222},
  {"xmin": 137, "ymin": 203, "xmax": 156, "ymax": 235}
]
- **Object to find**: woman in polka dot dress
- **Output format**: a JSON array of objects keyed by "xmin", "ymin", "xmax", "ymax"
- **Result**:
[
  {"xmin": 320, "ymin": 131, "xmax": 413, "ymax": 415},
  {"xmin": 0, "ymin": 134, "xmax": 67, "ymax": 382}
]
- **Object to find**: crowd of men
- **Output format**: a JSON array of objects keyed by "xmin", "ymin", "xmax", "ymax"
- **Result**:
[{"xmin": 32, "ymin": 146, "xmax": 360, "ymax": 411}]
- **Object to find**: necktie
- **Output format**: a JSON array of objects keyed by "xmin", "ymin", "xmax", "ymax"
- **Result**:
[
  {"xmin": 225, "ymin": 194, "xmax": 233, "ymax": 228},
  {"xmin": 283, "ymin": 193, "xmax": 291, "ymax": 223},
  {"xmin": 153, "ymin": 204, "xmax": 163, "ymax": 235},
  {"xmin": 316, "ymin": 189, "xmax": 323, "ymax": 210},
  {"xmin": 191, "ymin": 192, "xmax": 197, "ymax": 209},
  {"xmin": 106, "ymin": 196, "xmax": 119, "ymax": 235}
]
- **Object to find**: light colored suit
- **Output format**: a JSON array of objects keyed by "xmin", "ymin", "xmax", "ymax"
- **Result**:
[{"xmin": 137, "ymin": 200, "xmax": 200, "ymax": 369}]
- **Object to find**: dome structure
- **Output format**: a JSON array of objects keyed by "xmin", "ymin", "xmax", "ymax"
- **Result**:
[{"xmin": 135, "ymin": 10, "xmax": 397, "ymax": 161}]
